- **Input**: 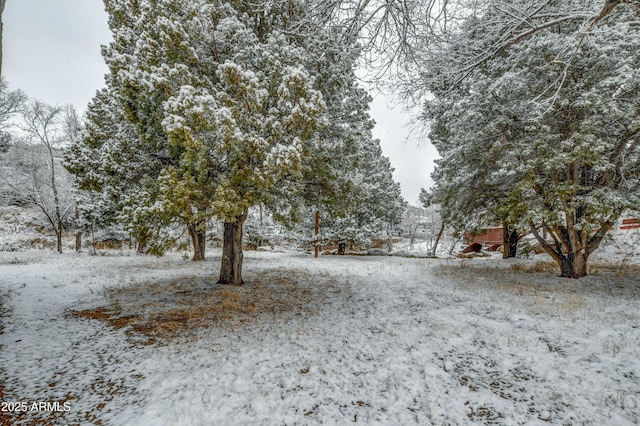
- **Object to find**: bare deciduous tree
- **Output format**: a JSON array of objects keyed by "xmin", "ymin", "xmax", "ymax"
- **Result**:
[
  {"xmin": 0, "ymin": 78, "xmax": 25, "ymax": 153},
  {"xmin": 0, "ymin": 100, "xmax": 75, "ymax": 253},
  {"xmin": 309, "ymin": 1, "xmax": 639, "ymax": 91},
  {"xmin": 23, "ymin": 101, "xmax": 66, "ymax": 252}
]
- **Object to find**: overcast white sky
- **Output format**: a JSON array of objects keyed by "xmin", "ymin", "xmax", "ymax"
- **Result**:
[{"xmin": 4, "ymin": 0, "xmax": 438, "ymax": 204}]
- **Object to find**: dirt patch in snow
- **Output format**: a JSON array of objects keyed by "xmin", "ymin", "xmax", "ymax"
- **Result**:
[
  {"xmin": 431, "ymin": 261, "xmax": 640, "ymax": 323},
  {"xmin": 71, "ymin": 268, "xmax": 344, "ymax": 345},
  {"xmin": 507, "ymin": 258, "xmax": 640, "ymax": 275},
  {"xmin": 433, "ymin": 261, "xmax": 640, "ymax": 295}
]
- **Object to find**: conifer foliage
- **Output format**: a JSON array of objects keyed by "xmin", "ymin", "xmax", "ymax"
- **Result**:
[
  {"xmin": 67, "ymin": 0, "xmax": 403, "ymax": 284},
  {"xmin": 422, "ymin": 3, "xmax": 640, "ymax": 277}
]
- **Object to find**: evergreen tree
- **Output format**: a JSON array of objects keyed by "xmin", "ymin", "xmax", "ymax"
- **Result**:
[
  {"xmin": 424, "ymin": 4, "xmax": 640, "ymax": 277},
  {"xmin": 68, "ymin": 0, "xmax": 404, "ymax": 282},
  {"xmin": 320, "ymin": 140, "xmax": 405, "ymax": 252},
  {"xmin": 66, "ymin": 0, "xmax": 176, "ymax": 255},
  {"xmin": 293, "ymin": 28, "xmax": 405, "ymax": 253},
  {"xmin": 69, "ymin": 0, "xmax": 326, "ymax": 283}
]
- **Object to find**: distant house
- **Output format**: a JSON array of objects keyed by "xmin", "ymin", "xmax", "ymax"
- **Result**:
[
  {"xmin": 465, "ymin": 227, "xmax": 503, "ymax": 246},
  {"xmin": 466, "ymin": 216, "xmax": 639, "ymax": 247},
  {"xmin": 618, "ymin": 217, "xmax": 640, "ymax": 231}
]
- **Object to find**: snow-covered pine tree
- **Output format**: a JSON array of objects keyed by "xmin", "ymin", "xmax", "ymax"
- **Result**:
[
  {"xmin": 282, "ymin": 29, "xmax": 367, "ymax": 256},
  {"xmin": 513, "ymin": 7, "xmax": 640, "ymax": 277},
  {"xmin": 424, "ymin": 4, "xmax": 640, "ymax": 277},
  {"xmin": 290, "ymin": 26, "xmax": 405, "ymax": 253},
  {"xmin": 132, "ymin": 0, "xmax": 218, "ymax": 260},
  {"xmin": 66, "ymin": 0, "xmax": 178, "ymax": 255},
  {"xmin": 71, "ymin": 0, "xmax": 327, "ymax": 283},
  {"xmin": 65, "ymin": 82, "xmax": 170, "ymax": 255},
  {"xmin": 324, "ymin": 140, "xmax": 405, "ymax": 252},
  {"xmin": 419, "ymin": 15, "xmax": 530, "ymax": 259},
  {"xmin": 69, "ymin": 0, "xmax": 405, "ymax": 281},
  {"xmin": 206, "ymin": 14, "xmax": 325, "ymax": 284}
]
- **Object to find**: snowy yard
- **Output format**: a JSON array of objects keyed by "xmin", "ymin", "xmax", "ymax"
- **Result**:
[{"xmin": 1, "ymin": 250, "xmax": 639, "ymax": 425}]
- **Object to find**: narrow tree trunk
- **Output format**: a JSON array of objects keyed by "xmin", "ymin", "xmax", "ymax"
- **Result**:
[
  {"xmin": 218, "ymin": 210, "xmax": 248, "ymax": 285},
  {"xmin": 91, "ymin": 222, "xmax": 97, "ymax": 255},
  {"xmin": 502, "ymin": 224, "xmax": 519, "ymax": 259},
  {"xmin": 75, "ymin": 205, "xmax": 82, "ymax": 252},
  {"xmin": 48, "ymin": 148, "xmax": 63, "ymax": 254},
  {"xmin": 197, "ymin": 228, "xmax": 206, "ymax": 259},
  {"xmin": 187, "ymin": 221, "xmax": 206, "ymax": 261},
  {"xmin": 56, "ymin": 221, "xmax": 63, "ymax": 254},
  {"xmin": 337, "ymin": 241, "xmax": 346, "ymax": 255},
  {"xmin": 448, "ymin": 236, "xmax": 460, "ymax": 256},
  {"xmin": 431, "ymin": 222, "xmax": 445, "ymax": 257},
  {"xmin": 314, "ymin": 210, "xmax": 319, "ymax": 258},
  {"xmin": 257, "ymin": 203, "xmax": 264, "ymax": 247}
]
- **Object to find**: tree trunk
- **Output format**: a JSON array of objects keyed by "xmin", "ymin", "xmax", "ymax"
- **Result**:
[
  {"xmin": 91, "ymin": 222, "xmax": 97, "ymax": 255},
  {"xmin": 75, "ymin": 205, "xmax": 82, "ymax": 252},
  {"xmin": 56, "ymin": 221, "xmax": 63, "ymax": 254},
  {"xmin": 337, "ymin": 241, "xmax": 346, "ymax": 255},
  {"xmin": 529, "ymin": 222, "xmax": 591, "ymax": 279},
  {"xmin": 314, "ymin": 210, "xmax": 319, "ymax": 258},
  {"xmin": 137, "ymin": 234, "xmax": 148, "ymax": 254},
  {"xmin": 431, "ymin": 222, "xmax": 445, "ymax": 257},
  {"xmin": 47, "ymin": 147, "xmax": 63, "ymax": 254},
  {"xmin": 502, "ymin": 224, "xmax": 519, "ymax": 259},
  {"xmin": 187, "ymin": 221, "xmax": 206, "ymax": 261},
  {"xmin": 448, "ymin": 236, "xmax": 460, "ymax": 256},
  {"xmin": 558, "ymin": 252, "xmax": 588, "ymax": 278},
  {"xmin": 218, "ymin": 210, "xmax": 248, "ymax": 285}
]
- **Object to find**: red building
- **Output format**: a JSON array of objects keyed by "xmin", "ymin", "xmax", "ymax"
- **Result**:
[
  {"xmin": 465, "ymin": 227, "xmax": 503, "ymax": 246},
  {"xmin": 620, "ymin": 218, "xmax": 640, "ymax": 230},
  {"xmin": 466, "ymin": 217, "xmax": 639, "ymax": 248}
]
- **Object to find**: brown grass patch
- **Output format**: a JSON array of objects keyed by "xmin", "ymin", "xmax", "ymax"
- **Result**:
[
  {"xmin": 488, "ymin": 280, "xmax": 589, "ymax": 313},
  {"xmin": 588, "ymin": 261, "xmax": 640, "ymax": 275},
  {"xmin": 510, "ymin": 260, "xmax": 640, "ymax": 276},
  {"xmin": 431, "ymin": 262, "xmax": 634, "ymax": 318},
  {"xmin": 73, "ymin": 307, "xmax": 139, "ymax": 328},
  {"xmin": 510, "ymin": 261, "xmax": 558, "ymax": 274},
  {"xmin": 71, "ymin": 269, "xmax": 340, "ymax": 344}
]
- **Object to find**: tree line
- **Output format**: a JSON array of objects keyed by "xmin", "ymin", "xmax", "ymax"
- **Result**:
[
  {"xmin": 1, "ymin": 1, "xmax": 408, "ymax": 285},
  {"xmin": 3, "ymin": 0, "xmax": 639, "ymax": 280},
  {"xmin": 0, "ymin": 70, "xmax": 405, "ymax": 272}
]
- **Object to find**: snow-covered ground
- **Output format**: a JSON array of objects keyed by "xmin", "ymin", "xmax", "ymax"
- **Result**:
[{"xmin": 1, "ymin": 246, "xmax": 639, "ymax": 425}]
